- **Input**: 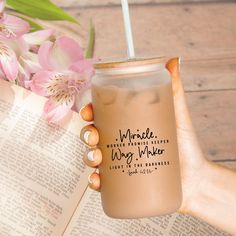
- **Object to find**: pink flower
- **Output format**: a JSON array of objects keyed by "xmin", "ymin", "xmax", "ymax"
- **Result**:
[
  {"xmin": 0, "ymin": 29, "xmax": 54, "ymax": 83},
  {"xmin": 0, "ymin": 0, "xmax": 30, "ymax": 40},
  {"xmin": 0, "ymin": 14, "xmax": 30, "ymax": 39},
  {"xmin": 0, "ymin": 35, "xmax": 32, "ymax": 81},
  {"xmin": 18, "ymin": 29, "xmax": 55, "ymax": 86},
  {"xmin": 29, "ymin": 36, "xmax": 95, "ymax": 123},
  {"xmin": 0, "ymin": 41, "xmax": 18, "ymax": 80},
  {"xmin": 23, "ymin": 29, "xmax": 54, "ymax": 47}
]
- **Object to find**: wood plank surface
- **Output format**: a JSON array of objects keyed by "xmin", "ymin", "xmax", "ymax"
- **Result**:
[
  {"xmin": 50, "ymin": 2, "xmax": 236, "ymax": 91},
  {"xmin": 54, "ymin": 0, "xmax": 229, "ymax": 7},
  {"xmin": 187, "ymin": 90, "xmax": 236, "ymax": 162},
  {"xmin": 181, "ymin": 58, "xmax": 236, "ymax": 91},
  {"xmin": 70, "ymin": 2, "xmax": 236, "ymax": 59}
]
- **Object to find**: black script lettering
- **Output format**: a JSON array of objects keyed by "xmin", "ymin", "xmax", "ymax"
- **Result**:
[
  {"xmin": 138, "ymin": 146, "xmax": 164, "ymax": 158},
  {"xmin": 128, "ymin": 169, "xmax": 138, "ymax": 176},
  {"xmin": 119, "ymin": 128, "xmax": 155, "ymax": 143},
  {"xmin": 111, "ymin": 148, "xmax": 134, "ymax": 165}
]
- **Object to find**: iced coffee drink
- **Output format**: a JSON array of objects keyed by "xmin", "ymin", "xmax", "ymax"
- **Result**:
[{"xmin": 91, "ymin": 58, "xmax": 182, "ymax": 219}]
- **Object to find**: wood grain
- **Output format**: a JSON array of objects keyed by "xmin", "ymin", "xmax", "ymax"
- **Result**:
[
  {"xmin": 70, "ymin": 2, "xmax": 236, "ymax": 60},
  {"xmin": 52, "ymin": 2, "xmax": 236, "ymax": 91},
  {"xmin": 181, "ymin": 58, "xmax": 236, "ymax": 91},
  {"xmin": 53, "ymin": 0, "xmax": 229, "ymax": 7},
  {"xmin": 187, "ymin": 90, "xmax": 236, "ymax": 161}
]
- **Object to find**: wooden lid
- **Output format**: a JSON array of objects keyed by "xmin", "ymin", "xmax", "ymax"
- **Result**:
[{"xmin": 94, "ymin": 57, "xmax": 166, "ymax": 69}]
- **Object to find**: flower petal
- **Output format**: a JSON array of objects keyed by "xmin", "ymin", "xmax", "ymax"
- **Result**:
[
  {"xmin": 70, "ymin": 59, "xmax": 95, "ymax": 79},
  {"xmin": 6, "ymin": 37, "xmax": 29, "ymax": 57},
  {"xmin": 23, "ymin": 29, "xmax": 54, "ymax": 45},
  {"xmin": 43, "ymin": 97, "xmax": 74, "ymax": 123},
  {"xmin": 38, "ymin": 41, "xmax": 54, "ymax": 70},
  {"xmin": 0, "ymin": 64, "xmax": 7, "ymax": 80},
  {"xmin": 0, "ymin": 42, "xmax": 18, "ymax": 80},
  {"xmin": 18, "ymin": 63, "xmax": 30, "ymax": 88},
  {"xmin": 0, "ymin": 14, "xmax": 30, "ymax": 39},
  {"xmin": 0, "ymin": 0, "xmax": 6, "ymax": 13},
  {"xmin": 29, "ymin": 70, "xmax": 53, "ymax": 96},
  {"xmin": 20, "ymin": 51, "xmax": 41, "ymax": 74},
  {"xmin": 50, "ymin": 36, "xmax": 84, "ymax": 70}
]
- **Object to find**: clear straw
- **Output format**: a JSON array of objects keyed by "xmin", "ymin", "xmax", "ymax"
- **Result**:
[{"xmin": 121, "ymin": 0, "xmax": 135, "ymax": 59}]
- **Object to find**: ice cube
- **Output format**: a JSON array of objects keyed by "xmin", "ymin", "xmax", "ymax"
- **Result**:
[
  {"xmin": 94, "ymin": 85, "xmax": 118, "ymax": 105},
  {"xmin": 135, "ymin": 88, "xmax": 160, "ymax": 105}
]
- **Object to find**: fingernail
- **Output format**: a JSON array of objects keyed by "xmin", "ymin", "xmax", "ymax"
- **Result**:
[
  {"xmin": 84, "ymin": 130, "xmax": 91, "ymax": 143},
  {"xmin": 87, "ymin": 150, "xmax": 95, "ymax": 161},
  {"xmin": 79, "ymin": 105, "xmax": 85, "ymax": 114},
  {"xmin": 79, "ymin": 106, "xmax": 85, "ymax": 119},
  {"xmin": 88, "ymin": 174, "xmax": 93, "ymax": 184},
  {"xmin": 178, "ymin": 57, "xmax": 181, "ymax": 72}
]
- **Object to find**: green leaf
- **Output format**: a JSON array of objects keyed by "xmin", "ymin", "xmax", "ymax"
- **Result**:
[
  {"xmin": 16, "ymin": 15, "xmax": 44, "ymax": 32},
  {"xmin": 27, "ymin": 19, "xmax": 44, "ymax": 32},
  {"xmin": 6, "ymin": 0, "xmax": 79, "ymax": 24},
  {"xmin": 85, "ymin": 20, "xmax": 95, "ymax": 59}
]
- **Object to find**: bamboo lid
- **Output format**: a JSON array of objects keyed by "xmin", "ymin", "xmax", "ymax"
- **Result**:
[{"xmin": 94, "ymin": 57, "xmax": 166, "ymax": 69}]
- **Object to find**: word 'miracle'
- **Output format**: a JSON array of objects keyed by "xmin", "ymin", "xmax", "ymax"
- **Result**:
[{"xmin": 119, "ymin": 128, "xmax": 154, "ymax": 143}]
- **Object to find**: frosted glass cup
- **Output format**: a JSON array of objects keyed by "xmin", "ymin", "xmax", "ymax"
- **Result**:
[{"xmin": 91, "ymin": 58, "xmax": 182, "ymax": 219}]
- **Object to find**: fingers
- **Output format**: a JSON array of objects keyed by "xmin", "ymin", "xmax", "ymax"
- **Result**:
[
  {"xmin": 81, "ymin": 131, "xmax": 102, "ymax": 191},
  {"xmin": 88, "ymin": 172, "xmax": 101, "ymax": 191},
  {"xmin": 80, "ymin": 124, "xmax": 99, "ymax": 146},
  {"xmin": 83, "ymin": 147, "xmax": 102, "ymax": 192},
  {"xmin": 80, "ymin": 103, "xmax": 94, "ymax": 122},
  {"xmin": 80, "ymin": 114, "xmax": 101, "ymax": 191},
  {"xmin": 83, "ymin": 148, "xmax": 102, "ymax": 168}
]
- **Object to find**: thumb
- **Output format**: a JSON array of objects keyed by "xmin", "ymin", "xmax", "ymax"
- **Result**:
[
  {"xmin": 166, "ymin": 58, "xmax": 204, "ymax": 165},
  {"xmin": 166, "ymin": 58, "xmax": 194, "ymax": 132}
]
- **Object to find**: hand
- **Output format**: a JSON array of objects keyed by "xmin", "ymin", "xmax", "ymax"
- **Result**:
[{"xmin": 80, "ymin": 58, "xmax": 208, "ymax": 214}]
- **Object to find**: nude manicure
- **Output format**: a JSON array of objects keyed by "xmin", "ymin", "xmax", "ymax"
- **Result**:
[
  {"xmin": 88, "ymin": 174, "xmax": 93, "ymax": 184},
  {"xmin": 87, "ymin": 150, "xmax": 95, "ymax": 161},
  {"xmin": 84, "ymin": 131, "xmax": 91, "ymax": 143}
]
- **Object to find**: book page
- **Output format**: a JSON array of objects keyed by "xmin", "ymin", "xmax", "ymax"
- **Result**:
[
  {"xmin": 0, "ymin": 80, "xmax": 92, "ymax": 236},
  {"xmin": 64, "ymin": 188, "xmax": 230, "ymax": 236}
]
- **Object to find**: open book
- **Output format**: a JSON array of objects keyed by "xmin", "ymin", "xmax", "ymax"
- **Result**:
[{"xmin": 0, "ymin": 79, "xmax": 230, "ymax": 236}]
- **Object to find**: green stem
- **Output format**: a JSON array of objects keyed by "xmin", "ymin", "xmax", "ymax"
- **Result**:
[{"xmin": 85, "ymin": 19, "xmax": 95, "ymax": 59}]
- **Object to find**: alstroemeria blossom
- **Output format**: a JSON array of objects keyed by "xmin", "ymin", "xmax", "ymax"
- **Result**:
[
  {"xmin": 0, "ymin": 36, "xmax": 31, "ymax": 81},
  {"xmin": 0, "ymin": 1, "xmax": 94, "ymax": 124},
  {"xmin": 0, "ymin": 14, "xmax": 30, "ymax": 40},
  {"xmin": 0, "ymin": 41, "xmax": 18, "ymax": 80},
  {"xmin": 0, "ymin": 28, "xmax": 54, "ymax": 83},
  {"xmin": 0, "ymin": 0, "xmax": 30, "ymax": 39},
  {"xmin": 17, "ymin": 29, "xmax": 54, "ymax": 86},
  {"xmin": 23, "ymin": 29, "xmax": 54, "ymax": 46},
  {"xmin": 38, "ymin": 36, "xmax": 85, "ymax": 71},
  {"xmin": 30, "ymin": 71, "xmax": 91, "ymax": 122},
  {"xmin": 29, "ymin": 36, "xmax": 94, "ymax": 123}
]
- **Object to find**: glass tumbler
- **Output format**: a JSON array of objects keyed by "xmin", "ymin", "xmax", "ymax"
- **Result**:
[{"xmin": 91, "ymin": 58, "xmax": 182, "ymax": 219}]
